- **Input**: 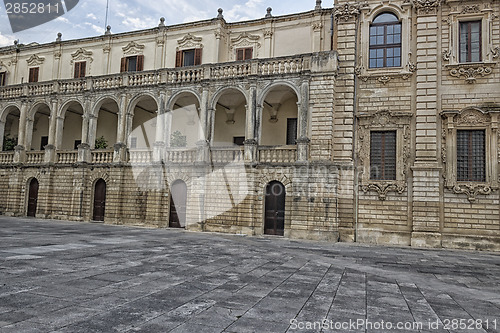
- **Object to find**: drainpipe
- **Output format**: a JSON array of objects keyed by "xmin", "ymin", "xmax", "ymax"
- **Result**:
[{"xmin": 353, "ymin": 12, "xmax": 360, "ymax": 243}]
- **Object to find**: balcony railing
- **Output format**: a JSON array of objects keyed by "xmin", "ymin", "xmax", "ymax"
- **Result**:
[
  {"xmin": 259, "ymin": 146, "xmax": 297, "ymax": 163},
  {"xmin": 56, "ymin": 151, "xmax": 78, "ymax": 164},
  {"xmin": 0, "ymin": 52, "xmax": 336, "ymax": 99},
  {"xmin": 129, "ymin": 149, "xmax": 153, "ymax": 164},
  {"xmin": 0, "ymin": 152, "xmax": 14, "ymax": 164},
  {"xmin": 210, "ymin": 147, "xmax": 244, "ymax": 164},
  {"xmin": 26, "ymin": 151, "xmax": 45, "ymax": 164},
  {"xmin": 165, "ymin": 148, "xmax": 197, "ymax": 164},
  {"xmin": 91, "ymin": 150, "xmax": 114, "ymax": 164}
]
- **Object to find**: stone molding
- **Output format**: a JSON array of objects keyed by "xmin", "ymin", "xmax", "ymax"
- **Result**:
[
  {"xmin": 441, "ymin": 106, "xmax": 500, "ymax": 202},
  {"xmin": 26, "ymin": 54, "xmax": 45, "ymax": 67},
  {"xmin": 446, "ymin": 63, "xmax": 495, "ymax": 84},
  {"xmin": 177, "ymin": 34, "xmax": 203, "ymax": 51},
  {"xmin": 122, "ymin": 41, "xmax": 145, "ymax": 56},
  {"xmin": 357, "ymin": 110, "xmax": 412, "ymax": 200}
]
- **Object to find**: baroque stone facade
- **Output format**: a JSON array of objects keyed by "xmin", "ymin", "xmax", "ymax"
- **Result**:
[{"xmin": 0, "ymin": 0, "xmax": 499, "ymax": 251}]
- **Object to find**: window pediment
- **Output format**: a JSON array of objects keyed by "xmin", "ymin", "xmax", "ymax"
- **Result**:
[
  {"xmin": 70, "ymin": 48, "xmax": 93, "ymax": 64},
  {"xmin": 177, "ymin": 34, "xmax": 203, "ymax": 50},
  {"xmin": 26, "ymin": 54, "xmax": 45, "ymax": 67},
  {"xmin": 230, "ymin": 32, "xmax": 261, "ymax": 60},
  {"xmin": 122, "ymin": 41, "xmax": 145, "ymax": 56}
]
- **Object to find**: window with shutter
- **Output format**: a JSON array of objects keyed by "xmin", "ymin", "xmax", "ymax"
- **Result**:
[
  {"xmin": 74, "ymin": 61, "xmax": 86, "ymax": 78},
  {"xmin": 29, "ymin": 67, "xmax": 39, "ymax": 83},
  {"xmin": 457, "ymin": 130, "xmax": 485, "ymax": 182},
  {"xmin": 175, "ymin": 51, "xmax": 182, "ymax": 67},
  {"xmin": 286, "ymin": 118, "xmax": 298, "ymax": 145},
  {"xmin": 236, "ymin": 48, "xmax": 253, "ymax": 61},
  {"xmin": 370, "ymin": 131, "xmax": 397, "ymax": 180},
  {"xmin": 120, "ymin": 57, "xmax": 127, "ymax": 72},
  {"xmin": 459, "ymin": 21, "xmax": 482, "ymax": 63},
  {"xmin": 120, "ymin": 56, "xmax": 144, "ymax": 72},
  {"xmin": 0, "ymin": 72, "xmax": 5, "ymax": 86},
  {"xmin": 194, "ymin": 48, "xmax": 202, "ymax": 65}
]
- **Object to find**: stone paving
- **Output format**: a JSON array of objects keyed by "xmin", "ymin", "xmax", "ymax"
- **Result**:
[{"xmin": 0, "ymin": 216, "xmax": 499, "ymax": 333}]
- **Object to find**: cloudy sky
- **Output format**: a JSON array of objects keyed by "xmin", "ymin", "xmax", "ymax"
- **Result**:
[{"xmin": 0, "ymin": 0, "xmax": 323, "ymax": 47}]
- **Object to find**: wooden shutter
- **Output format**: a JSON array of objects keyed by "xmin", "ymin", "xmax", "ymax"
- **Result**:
[
  {"xmin": 80, "ymin": 62, "xmax": 86, "ymax": 78},
  {"xmin": 194, "ymin": 48, "xmax": 202, "ymax": 66},
  {"xmin": 74, "ymin": 62, "xmax": 79, "ymax": 78},
  {"xmin": 29, "ymin": 67, "xmax": 39, "ymax": 83},
  {"xmin": 236, "ymin": 49, "xmax": 244, "ymax": 61},
  {"xmin": 120, "ymin": 57, "xmax": 127, "ymax": 72},
  {"xmin": 175, "ymin": 51, "xmax": 183, "ymax": 67},
  {"xmin": 245, "ymin": 48, "xmax": 253, "ymax": 60},
  {"xmin": 137, "ymin": 55, "xmax": 144, "ymax": 71},
  {"xmin": 0, "ymin": 72, "xmax": 5, "ymax": 86}
]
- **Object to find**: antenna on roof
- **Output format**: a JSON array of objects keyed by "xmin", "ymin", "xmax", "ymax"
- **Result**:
[{"xmin": 104, "ymin": 0, "xmax": 110, "ymax": 32}]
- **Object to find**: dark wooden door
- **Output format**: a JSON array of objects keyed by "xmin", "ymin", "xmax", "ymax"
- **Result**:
[
  {"xmin": 93, "ymin": 179, "xmax": 106, "ymax": 221},
  {"xmin": 169, "ymin": 180, "xmax": 187, "ymax": 228},
  {"xmin": 27, "ymin": 178, "xmax": 39, "ymax": 217},
  {"xmin": 264, "ymin": 181, "xmax": 285, "ymax": 236}
]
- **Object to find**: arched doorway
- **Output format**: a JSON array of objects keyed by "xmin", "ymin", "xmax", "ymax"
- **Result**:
[
  {"xmin": 93, "ymin": 179, "xmax": 106, "ymax": 221},
  {"xmin": 264, "ymin": 181, "xmax": 286, "ymax": 236},
  {"xmin": 169, "ymin": 180, "xmax": 187, "ymax": 228},
  {"xmin": 27, "ymin": 178, "xmax": 39, "ymax": 217}
]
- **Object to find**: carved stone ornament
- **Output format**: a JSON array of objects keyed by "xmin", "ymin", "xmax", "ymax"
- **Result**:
[
  {"xmin": 177, "ymin": 33, "xmax": 203, "ymax": 50},
  {"xmin": 413, "ymin": 0, "xmax": 445, "ymax": 14},
  {"xmin": 492, "ymin": 47, "xmax": 500, "ymax": 59},
  {"xmin": 361, "ymin": 183, "xmax": 406, "ymax": 201},
  {"xmin": 357, "ymin": 110, "xmax": 412, "ymax": 201},
  {"xmin": 461, "ymin": 5, "xmax": 480, "ymax": 14},
  {"xmin": 452, "ymin": 184, "xmax": 492, "ymax": 203},
  {"xmin": 447, "ymin": 63, "xmax": 494, "ymax": 84},
  {"xmin": 26, "ymin": 54, "xmax": 45, "ymax": 66},
  {"xmin": 333, "ymin": 3, "xmax": 361, "ymax": 21},
  {"xmin": 70, "ymin": 48, "xmax": 93, "ymax": 64},
  {"xmin": 230, "ymin": 33, "xmax": 261, "ymax": 57},
  {"xmin": 122, "ymin": 41, "xmax": 145, "ymax": 55}
]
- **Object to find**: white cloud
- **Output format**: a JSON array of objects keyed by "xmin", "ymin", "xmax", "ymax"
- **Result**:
[
  {"xmin": 0, "ymin": 32, "xmax": 14, "ymax": 47},
  {"xmin": 121, "ymin": 16, "xmax": 156, "ymax": 31},
  {"xmin": 86, "ymin": 13, "xmax": 97, "ymax": 20},
  {"xmin": 84, "ymin": 22, "xmax": 103, "ymax": 34},
  {"xmin": 55, "ymin": 17, "xmax": 70, "ymax": 23}
]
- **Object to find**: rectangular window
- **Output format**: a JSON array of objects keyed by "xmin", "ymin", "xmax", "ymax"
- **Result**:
[
  {"xmin": 0, "ymin": 72, "xmax": 6, "ymax": 86},
  {"xmin": 286, "ymin": 118, "xmax": 298, "ymax": 145},
  {"xmin": 175, "ymin": 49, "xmax": 202, "ymax": 67},
  {"xmin": 457, "ymin": 130, "xmax": 485, "ymax": 182},
  {"xmin": 29, "ymin": 67, "xmax": 39, "ymax": 83},
  {"xmin": 74, "ymin": 61, "xmax": 86, "ymax": 78},
  {"xmin": 120, "ymin": 55, "xmax": 144, "ymax": 72},
  {"xmin": 370, "ymin": 131, "xmax": 396, "ymax": 180},
  {"xmin": 74, "ymin": 140, "xmax": 82, "ymax": 150},
  {"xmin": 236, "ymin": 48, "xmax": 253, "ymax": 61},
  {"xmin": 233, "ymin": 136, "xmax": 245, "ymax": 146},
  {"xmin": 130, "ymin": 137, "xmax": 137, "ymax": 149},
  {"xmin": 40, "ymin": 136, "xmax": 48, "ymax": 150},
  {"xmin": 460, "ymin": 21, "xmax": 481, "ymax": 63}
]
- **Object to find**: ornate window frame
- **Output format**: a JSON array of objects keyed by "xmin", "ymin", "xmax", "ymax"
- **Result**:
[
  {"xmin": 70, "ymin": 48, "xmax": 93, "ymax": 75},
  {"xmin": 441, "ymin": 106, "xmax": 500, "ymax": 202},
  {"xmin": 356, "ymin": 2, "xmax": 415, "ymax": 84},
  {"xmin": 230, "ymin": 33, "xmax": 261, "ymax": 61},
  {"xmin": 443, "ymin": 2, "xmax": 498, "ymax": 83},
  {"xmin": 357, "ymin": 110, "xmax": 412, "ymax": 200},
  {"xmin": 177, "ymin": 33, "xmax": 203, "ymax": 52}
]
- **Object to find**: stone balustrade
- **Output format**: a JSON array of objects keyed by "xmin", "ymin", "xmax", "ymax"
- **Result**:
[
  {"xmin": 259, "ymin": 146, "xmax": 298, "ymax": 163},
  {"xmin": 210, "ymin": 147, "xmax": 244, "ymax": 164},
  {"xmin": 0, "ymin": 152, "xmax": 14, "ymax": 164},
  {"xmin": 91, "ymin": 150, "xmax": 114, "ymax": 164},
  {"xmin": 56, "ymin": 151, "xmax": 78, "ymax": 164},
  {"xmin": 165, "ymin": 148, "xmax": 197, "ymax": 164},
  {"xmin": 25, "ymin": 151, "xmax": 45, "ymax": 164},
  {"xmin": 0, "ymin": 52, "xmax": 335, "ymax": 99},
  {"xmin": 129, "ymin": 150, "xmax": 153, "ymax": 164}
]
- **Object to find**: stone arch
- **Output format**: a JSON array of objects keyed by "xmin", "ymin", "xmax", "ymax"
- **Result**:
[
  {"xmin": 209, "ymin": 86, "xmax": 249, "ymax": 111},
  {"xmin": 258, "ymin": 173, "xmax": 293, "ymax": 193},
  {"xmin": 59, "ymin": 98, "xmax": 84, "ymax": 118},
  {"xmin": 166, "ymin": 89, "xmax": 201, "ymax": 111},
  {"xmin": 367, "ymin": 4, "xmax": 404, "ymax": 23},
  {"xmin": 26, "ymin": 101, "xmax": 51, "ymax": 151},
  {"xmin": 211, "ymin": 86, "xmax": 249, "ymax": 146},
  {"xmin": 258, "ymin": 82, "xmax": 300, "ymax": 146},
  {"xmin": 89, "ymin": 171, "xmax": 111, "ymax": 185},
  {"xmin": 0, "ymin": 102, "xmax": 22, "ymax": 122},
  {"xmin": 257, "ymin": 81, "xmax": 301, "ymax": 107},
  {"xmin": 58, "ymin": 99, "xmax": 85, "ymax": 150},
  {"xmin": 92, "ymin": 95, "xmax": 120, "ymax": 117},
  {"xmin": 127, "ymin": 93, "xmax": 160, "ymax": 149}
]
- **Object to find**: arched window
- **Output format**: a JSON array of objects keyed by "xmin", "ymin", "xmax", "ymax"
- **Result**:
[{"xmin": 369, "ymin": 12, "xmax": 401, "ymax": 68}]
